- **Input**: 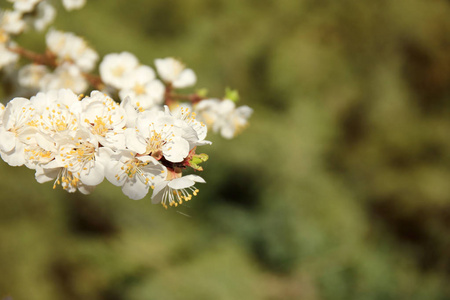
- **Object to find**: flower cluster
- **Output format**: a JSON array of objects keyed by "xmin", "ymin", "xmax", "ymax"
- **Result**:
[
  {"xmin": 0, "ymin": 89, "xmax": 210, "ymax": 207},
  {"xmin": 0, "ymin": 0, "xmax": 253, "ymax": 207}
]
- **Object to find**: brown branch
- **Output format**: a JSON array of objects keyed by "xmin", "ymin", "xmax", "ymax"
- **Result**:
[
  {"xmin": 169, "ymin": 93, "xmax": 203, "ymax": 104},
  {"xmin": 164, "ymin": 83, "xmax": 204, "ymax": 106},
  {"xmin": 164, "ymin": 83, "xmax": 175, "ymax": 106},
  {"xmin": 83, "ymin": 73, "xmax": 104, "ymax": 91},
  {"xmin": 7, "ymin": 46, "xmax": 57, "ymax": 67}
]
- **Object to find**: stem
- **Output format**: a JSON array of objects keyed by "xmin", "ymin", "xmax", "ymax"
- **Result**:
[
  {"xmin": 164, "ymin": 83, "xmax": 204, "ymax": 106},
  {"xmin": 7, "ymin": 46, "xmax": 57, "ymax": 67},
  {"xmin": 83, "ymin": 73, "xmax": 104, "ymax": 91},
  {"xmin": 164, "ymin": 84, "xmax": 175, "ymax": 106},
  {"xmin": 169, "ymin": 93, "xmax": 203, "ymax": 104}
]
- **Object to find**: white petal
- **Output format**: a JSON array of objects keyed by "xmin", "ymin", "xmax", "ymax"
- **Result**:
[
  {"xmin": 122, "ymin": 177, "xmax": 149, "ymax": 200},
  {"xmin": 163, "ymin": 136, "xmax": 189, "ymax": 163},
  {"xmin": 220, "ymin": 125, "xmax": 235, "ymax": 139},
  {"xmin": 78, "ymin": 184, "xmax": 95, "ymax": 195},
  {"xmin": 35, "ymin": 132, "xmax": 55, "ymax": 151},
  {"xmin": 97, "ymin": 147, "xmax": 114, "ymax": 164},
  {"xmin": 136, "ymin": 110, "xmax": 160, "ymax": 134},
  {"xmin": 173, "ymin": 69, "xmax": 196, "ymax": 89},
  {"xmin": 145, "ymin": 80, "xmax": 165, "ymax": 104},
  {"xmin": 236, "ymin": 105, "xmax": 253, "ymax": 118},
  {"xmin": 120, "ymin": 96, "xmax": 138, "ymax": 128},
  {"xmin": 122, "ymin": 65, "xmax": 156, "ymax": 89},
  {"xmin": 103, "ymin": 132, "xmax": 126, "ymax": 151},
  {"xmin": 105, "ymin": 160, "xmax": 126, "ymax": 186},
  {"xmin": 185, "ymin": 174, "xmax": 206, "ymax": 183},
  {"xmin": 195, "ymin": 140, "xmax": 212, "ymax": 146},
  {"xmin": 151, "ymin": 180, "xmax": 169, "ymax": 204},
  {"xmin": 35, "ymin": 166, "xmax": 60, "ymax": 183},
  {"xmin": 193, "ymin": 122, "xmax": 208, "ymax": 141},
  {"xmin": 125, "ymin": 128, "xmax": 147, "ymax": 154},
  {"xmin": 219, "ymin": 99, "xmax": 236, "ymax": 113},
  {"xmin": 0, "ymin": 128, "xmax": 16, "ymax": 152},
  {"xmin": 137, "ymin": 155, "xmax": 158, "ymax": 164},
  {"xmin": 1, "ymin": 141, "xmax": 25, "ymax": 166},
  {"xmin": 168, "ymin": 177, "xmax": 195, "ymax": 190},
  {"xmin": 154, "ymin": 58, "xmax": 175, "ymax": 82},
  {"xmin": 80, "ymin": 161, "xmax": 105, "ymax": 186},
  {"xmin": 138, "ymin": 156, "xmax": 167, "ymax": 181},
  {"xmin": 3, "ymin": 97, "xmax": 31, "ymax": 129}
]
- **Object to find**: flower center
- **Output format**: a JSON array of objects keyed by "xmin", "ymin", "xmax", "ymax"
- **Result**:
[
  {"xmin": 115, "ymin": 157, "xmax": 154, "ymax": 186},
  {"xmin": 162, "ymin": 185, "xmax": 199, "ymax": 209},
  {"xmin": 53, "ymin": 168, "xmax": 80, "ymax": 192},
  {"xmin": 55, "ymin": 119, "xmax": 68, "ymax": 131},
  {"xmin": 146, "ymin": 130, "xmax": 165, "ymax": 160},
  {"xmin": 112, "ymin": 66, "xmax": 124, "ymax": 77},
  {"xmin": 134, "ymin": 84, "xmax": 146, "ymax": 95},
  {"xmin": 90, "ymin": 116, "xmax": 112, "ymax": 137}
]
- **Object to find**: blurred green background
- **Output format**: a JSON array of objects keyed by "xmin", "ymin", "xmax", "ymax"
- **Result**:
[{"xmin": 2, "ymin": 0, "xmax": 450, "ymax": 299}]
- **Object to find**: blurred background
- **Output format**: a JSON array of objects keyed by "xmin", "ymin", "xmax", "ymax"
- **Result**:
[{"xmin": 2, "ymin": 0, "xmax": 450, "ymax": 299}]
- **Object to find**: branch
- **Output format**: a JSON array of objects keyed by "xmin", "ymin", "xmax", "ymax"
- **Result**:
[{"xmin": 7, "ymin": 46, "xmax": 57, "ymax": 67}]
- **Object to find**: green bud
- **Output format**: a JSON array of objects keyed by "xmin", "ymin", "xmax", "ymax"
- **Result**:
[
  {"xmin": 189, "ymin": 153, "xmax": 209, "ymax": 171},
  {"xmin": 225, "ymin": 87, "xmax": 239, "ymax": 102},
  {"xmin": 196, "ymin": 88, "xmax": 208, "ymax": 98}
]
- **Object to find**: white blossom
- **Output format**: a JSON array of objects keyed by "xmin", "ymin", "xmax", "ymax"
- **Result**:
[
  {"xmin": 30, "ymin": 89, "xmax": 80, "ymax": 144},
  {"xmin": 27, "ymin": 1, "xmax": 56, "ymax": 32},
  {"xmin": 155, "ymin": 57, "xmax": 196, "ymax": 89},
  {"xmin": 62, "ymin": 0, "xmax": 86, "ymax": 11},
  {"xmin": 0, "ymin": 42, "xmax": 19, "ymax": 70},
  {"xmin": 79, "ymin": 91, "xmax": 127, "ymax": 150},
  {"xmin": 125, "ymin": 109, "xmax": 192, "ymax": 163},
  {"xmin": 7, "ymin": 0, "xmax": 41, "ymax": 13},
  {"xmin": 0, "ymin": 97, "xmax": 36, "ymax": 166},
  {"xmin": 0, "ymin": 10, "xmax": 26, "ymax": 35},
  {"xmin": 23, "ymin": 135, "xmax": 56, "ymax": 169},
  {"xmin": 119, "ymin": 95, "xmax": 162, "ymax": 128},
  {"xmin": 195, "ymin": 98, "xmax": 253, "ymax": 139},
  {"xmin": 54, "ymin": 129, "xmax": 106, "ymax": 187},
  {"xmin": 46, "ymin": 29, "xmax": 98, "ymax": 72},
  {"xmin": 25, "ymin": 89, "xmax": 79, "ymax": 171},
  {"xmin": 166, "ymin": 105, "xmax": 210, "ymax": 148},
  {"xmin": 18, "ymin": 64, "xmax": 50, "ymax": 89},
  {"xmin": 0, "ymin": 0, "xmax": 252, "ymax": 205},
  {"xmin": 105, "ymin": 151, "xmax": 166, "ymax": 200},
  {"xmin": 23, "ymin": 91, "xmax": 103, "ymax": 194},
  {"xmin": 120, "ymin": 96, "xmax": 140, "ymax": 128},
  {"xmin": 30, "ymin": 88, "xmax": 79, "ymax": 114},
  {"xmin": 151, "ymin": 174, "xmax": 205, "ymax": 208},
  {"xmin": 99, "ymin": 52, "xmax": 139, "ymax": 89},
  {"xmin": 118, "ymin": 65, "xmax": 165, "ymax": 109},
  {"xmin": 35, "ymin": 160, "xmax": 96, "ymax": 194},
  {"xmin": 40, "ymin": 63, "xmax": 88, "ymax": 94}
]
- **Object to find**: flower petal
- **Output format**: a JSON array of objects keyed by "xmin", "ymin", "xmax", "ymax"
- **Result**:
[
  {"xmin": 173, "ymin": 69, "xmax": 196, "ymax": 88},
  {"xmin": 151, "ymin": 180, "xmax": 169, "ymax": 204},
  {"xmin": 163, "ymin": 136, "xmax": 189, "ymax": 163},
  {"xmin": 80, "ymin": 160, "xmax": 105, "ymax": 186},
  {"xmin": 0, "ymin": 128, "xmax": 16, "ymax": 152},
  {"xmin": 122, "ymin": 177, "xmax": 149, "ymax": 200}
]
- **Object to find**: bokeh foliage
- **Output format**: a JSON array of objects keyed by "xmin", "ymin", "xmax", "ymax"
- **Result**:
[{"xmin": 2, "ymin": 0, "xmax": 450, "ymax": 299}]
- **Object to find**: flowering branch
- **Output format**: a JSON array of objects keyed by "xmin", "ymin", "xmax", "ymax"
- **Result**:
[
  {"xmin": 0, "ymin": 0, "xmax": 253, "ymax": 208},
  {"xmin": 168, "ymin": 92, "xmax": 204, "ymax": 104}
]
